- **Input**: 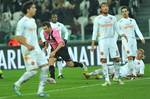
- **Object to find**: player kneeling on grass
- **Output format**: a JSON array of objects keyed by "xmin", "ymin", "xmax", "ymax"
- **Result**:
[
  {"xmin": 125, "ymin": 49, "xmax": 145, "ymax": 79},
  {"xmin": 42, "ymin": 22, "xmax": 88, "ymax": 78}
]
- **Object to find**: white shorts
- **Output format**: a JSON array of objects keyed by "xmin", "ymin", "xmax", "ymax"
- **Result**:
[
  {"xmin": 23, "ymin": 50, "xmax": 48, "ymax": 71},
  {"xmin": 122, "ymin": 37, "xmax": 137, "ymax": 57},
  {"xmin": 98, "ymin": 37, "xmax": 120, "ymax": 59}
]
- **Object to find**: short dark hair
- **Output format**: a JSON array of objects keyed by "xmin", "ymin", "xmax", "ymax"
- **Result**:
[
  {"xmin": 121, "ymin": 6, "xmax": 129, "ymax": 12},
  {"xmin": 99, "ymin": 2, "xmax": 108, "ymax": 8},
  {"xmin": 22, "ymin": 0, "xmax": 35, "ymax": 14},
  {"xmin": 42, "ymin": 22, "xmax": 51, "ymax": 28}
]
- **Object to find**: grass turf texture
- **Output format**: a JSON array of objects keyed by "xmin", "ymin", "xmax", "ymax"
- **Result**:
[{"xmin": 0, "ymin": 64, "xmax": 150, "ymax": 99}]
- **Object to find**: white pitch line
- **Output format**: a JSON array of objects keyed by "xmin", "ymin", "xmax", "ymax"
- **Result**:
[{"xmin": 0, "ymin": 77, "xmax": 150, "ymax": 99}]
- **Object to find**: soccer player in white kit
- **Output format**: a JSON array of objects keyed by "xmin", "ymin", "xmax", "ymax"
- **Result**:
[
  {"xmin": 13, "ymin": 1, "xmax": 49, "ymax": 97},
  {"xmin": 117, "ymin": 6, "xmax": 145, "ymax": 77},
  {"xmin": 91, "ymin": 2, "xmax": 124, "ymax": 86},
  {"xmin": 40, "ymin": 12, "xmax": 69, "ymax": 79}
]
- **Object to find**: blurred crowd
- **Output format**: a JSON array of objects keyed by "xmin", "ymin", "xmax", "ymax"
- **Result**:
[{"xmin": 0, "ymin": 0, "xmax": 142, "ymax": 43}]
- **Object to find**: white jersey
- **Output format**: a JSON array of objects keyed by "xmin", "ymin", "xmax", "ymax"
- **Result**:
[
  {"xmin": 16, "ymin": 16, "xmax": 42, "ymax": 55},
  {"xmin": 117, "ymin": 17, "xmax": 144, "ymax": 40},
  {"xmin": 92, "ymin": 14, "xmax": 118, "ymax": 40},
  {"xmin": 50, "ymin": 22, "xmax": 69, "ymax": 40},
  {"xmin": 118, "ymin": 18, "xmax": 144, "ymax": 57},
  {"xmin": 134, "ymin": 59, "xmax": 145, "ymax": 75}
]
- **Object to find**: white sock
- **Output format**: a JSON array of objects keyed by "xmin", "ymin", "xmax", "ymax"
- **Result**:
[
  {"xmin": 57, "ymin": 61, "xmax": 63, "ymax": 76},
  {"xmin": 89, "ymin": 69, "xmax": 102, "ymax": 76},
  {"xmin": 101, "ymin": 63, "xmax": 110, "ymax": 82},
  {"xmin": 15, "ymin": 71, "xmax": 37, "ymax": 86},
  {"xmin": 113, "ymin": 62, "xmax": 120, "ymax": 79},
  {"xmin": 37, "ymin": 66, "xmax": 48, "ymax": 94}
]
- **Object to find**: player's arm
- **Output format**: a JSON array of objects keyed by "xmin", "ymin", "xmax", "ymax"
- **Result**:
[
  {"xmin": 137, "ymin": 62, "xmax": 145, "ymax": 77},
  {"xmin": 12, "ymin": 36, "xmax": 34, "ymax": 51},
  {"xmin": 134, "ymin": 19, "xmax": 145, "ymax": 44},
  {"xmin": 115, "ymin": 19, "xmax": 127, "ymax": 40},
  {"xmin": 91, "ymin": 17, "xmax": 98, "ymax": 51},
  {"xmin": 14, "ymin": 21, "xmax": 34, "ymax": 51},
  {"xmin": 61, "ymin": 24, "xmax": 69, "ymax": 40},
  {"xmin": 39, "ymin": 29, "xmax": 49, "ymax": 48}
]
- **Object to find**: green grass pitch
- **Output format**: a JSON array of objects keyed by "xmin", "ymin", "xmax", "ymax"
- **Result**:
[{"xmin": 0, "ymin": 64, "xmax": 150, "ymax": 99}]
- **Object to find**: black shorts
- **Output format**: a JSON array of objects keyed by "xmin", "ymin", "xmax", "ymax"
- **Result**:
[{"xmin": 53, "ymin": 45, "xmax": 72, "ymax": 61}]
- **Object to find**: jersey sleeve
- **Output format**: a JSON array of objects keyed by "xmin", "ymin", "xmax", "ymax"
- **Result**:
[
  {"xmin": 40, "ymin": 29, "xmax": 46, "ymax": 42},
  {"xmin": 61, "ymin": 24, "xmax": 69, "ymax": 40},
  {"xmin": 116, "ymin": 20, "xmax": 124, "ymax": 36},
  {"xmin": 16, "ymin": 20, "xmax": 24, "ymax": 36},
  {"xmin": 92, "ymin": 17, "xmax": 99, "ymax": 41},
  {"xmin": 133, "ymin": 19, "xmax": 144, "ymax": 40}
]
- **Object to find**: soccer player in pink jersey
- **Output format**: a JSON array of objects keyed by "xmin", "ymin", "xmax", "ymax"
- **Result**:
[{"xmin": 42, "ymin": 22, "xmax": 88, "ymax": 79}]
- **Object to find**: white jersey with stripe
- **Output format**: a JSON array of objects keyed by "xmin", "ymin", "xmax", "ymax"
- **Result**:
[
  {"xmin": 92, "ymin": 14, "xmax": 117, "ymax": 40},
  {"xmin": 117, "ymin": 17, "xmax": 144, "ymax": 40},
  {"xmin": 16, "ymin": 16, "xmax": 42, "ymax": 55}
]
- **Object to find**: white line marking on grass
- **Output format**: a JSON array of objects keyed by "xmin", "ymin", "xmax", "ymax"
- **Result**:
[{"xmin": 0, "ymin": 77, "xmax": 150, "ymax": 99}]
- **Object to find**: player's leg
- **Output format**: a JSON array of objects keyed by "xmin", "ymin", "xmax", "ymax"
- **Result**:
[
  {"xmin": 110, "ymin": 38, "xmax": 124, "ymax": 84},
  {"xmin": 58, "ymin": 46, "xmax": 88, "ymax": 72},
  {"xmin": 36, "ymin": 53, "xmax": 50, "ymax": 97},
  {"xmin": 98, "ymin": 39, "xmax": 111, "ymax": 86},
  {"xmin": 57, "ymin": 57, "xmax": 64, "ymax": 79},
  {"xmin": 13, "ymin": 55, "xmax": 37, "ymax": 96},
  {"xmin": 83, "ymin": 69, "xmax": 103, "ymax": 79},
  {"xmin": 127, "ymin": 38, "xmax": 137, "ymax": 77}
]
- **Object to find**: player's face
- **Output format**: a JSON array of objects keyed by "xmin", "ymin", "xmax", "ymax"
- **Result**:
[
  {"xmin": 100, "ymin": 4, "xmax": 109, "ymax": 14},
  {"xmin": 27, "ymin": 4, "xmax": 37, "ymax": 16},
  {"xmin": 43, "ymin": 26, "xmax": 52, "ymax": 33},
  {"xmin": 137, "ymin": 50, "xmax": 144, "ymax": 59},
  {"xmin": 51, "ymin": 14, "xmax": 58, "ymax": 23},
  {"xmin": 121, "ymin": 8, "xmax": 129, "ymax": 18}
]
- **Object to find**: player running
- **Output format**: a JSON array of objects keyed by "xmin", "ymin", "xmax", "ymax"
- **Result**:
[{"xmin": 13, "ymin": 1, "xmax": 49, "ymax": 97}]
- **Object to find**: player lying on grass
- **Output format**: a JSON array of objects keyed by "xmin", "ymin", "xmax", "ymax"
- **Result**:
[{"xmin": 83, "ymin": 49, "xmax": 145, "ymax": 80}]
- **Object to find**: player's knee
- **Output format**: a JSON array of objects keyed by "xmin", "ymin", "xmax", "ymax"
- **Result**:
[
  {"xmin": 100, "ymin": 58, "xmax": 107, "ymax": 63},
  {"xmin": 48, "ymin": 58, "xmax": 56, "ymax": 65},
  {"xmin": 31, "ymin": 70, "xmax": 38, "ymax": 75},
  {"xmin": 113, "ymin": 58, "xmax": 120, "ymax": 62},
  {"xmin": 66, "ymin": 61, "xmax": 74, "ymax": 67},
  {"xmin": 128, "ymin": 56, "xmax": 134, "ymax": 60}
]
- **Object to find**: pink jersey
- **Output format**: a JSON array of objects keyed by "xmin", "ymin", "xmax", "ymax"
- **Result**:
[{"xmin": 43, "ymin": 28, "xmax": 64, "ymax": 49}]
